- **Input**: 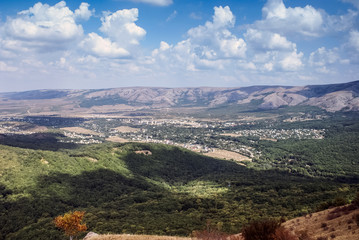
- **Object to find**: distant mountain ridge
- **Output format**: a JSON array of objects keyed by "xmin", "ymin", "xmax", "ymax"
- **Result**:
[{"xmin": 1, "ymin": 80, "xmax": 359, "ymax": 114}]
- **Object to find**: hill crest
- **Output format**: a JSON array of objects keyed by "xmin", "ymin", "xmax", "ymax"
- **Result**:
[{"xmin": 1, "ymin": 81, "xmax": 359, "ymax": 115}]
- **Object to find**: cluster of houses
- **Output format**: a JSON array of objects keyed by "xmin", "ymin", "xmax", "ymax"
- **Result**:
[
  {"xmin": 59, "ymin": 131, "xmax": 103, "ymax": 144},
  {"xmin": 230, "ymin": 128, "xmax": 325, "ymax": 140}
]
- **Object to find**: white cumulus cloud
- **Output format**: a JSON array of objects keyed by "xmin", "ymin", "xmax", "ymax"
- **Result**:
[
  {"xmin": 81, "ymin": 33, "xmax": 130, "ymax": 58},
  {"xmin": 2, "ymin": 1, "xmax": 91, "ymax": 51},
  {"xmin": 75, "ymin": 2, "xmax": 93, "ymax": 21},
  {"xmin": 82, "ymin": 8, "xmax": 146, "ymax": 58},
  {"xmin": 280, "ymin": 51, "xmax": 303, "ymax": 71},
  {"xmin": 260, "ymin": 0, "xmax": 323, "ymax": 37},
  {"xmin": 244, "ymin": 27, "xmax": 302, "ymax": 72},
  {"xmin": 309, "ymin": 47, "xmax": 340, "ymax": 67},
  {"xmin": 245, "ymin": 29, "xmax": 296, "ymax": 51},
  {"xmin": 100, "ymin": 8, "xmax": 146, "ymax": 46},
  {"xmin": 152, "ymin": 6, "xmax": 246, "ymax": 72},
  {"xmin": 257, "ymin": 0, "xmax": 357, "ymax": 37}
]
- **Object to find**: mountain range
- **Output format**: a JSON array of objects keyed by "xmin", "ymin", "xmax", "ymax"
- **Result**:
[{"xmin": 1, "ymin": 80, "xmax": 359, "ymax": 115}]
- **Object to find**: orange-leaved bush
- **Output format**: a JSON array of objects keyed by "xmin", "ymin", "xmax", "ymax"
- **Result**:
[{"xmin": 54, "ymin": 211, "xmax": 87, "ymax": 240}]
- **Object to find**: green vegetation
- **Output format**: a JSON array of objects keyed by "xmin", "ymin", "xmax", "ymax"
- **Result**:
[
  {"xmin": 0, "ymin": 110, "xmax": 358, "ymax": 239},
  {"xmin": 251, "ymin": 113, "xmax": 359, "ymax": 179},
  {"xmin": 0, "ymin": 138, "xmax": 357, "ymax": 239}
]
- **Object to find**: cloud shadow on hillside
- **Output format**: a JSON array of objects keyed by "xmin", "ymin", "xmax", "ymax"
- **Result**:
[{"xmin": 0, "ymin": 132, "xmax": 79, "ymax": 151}]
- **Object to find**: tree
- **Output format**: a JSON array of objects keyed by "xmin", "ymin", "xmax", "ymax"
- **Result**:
[{"xmin": 54, "ymin": 211, "xmax": 87, "ymax": 240}]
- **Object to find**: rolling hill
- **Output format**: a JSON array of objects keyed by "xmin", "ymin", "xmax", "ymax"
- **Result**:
[
  {"xmin": 1, "ymin": 141, "xmax": 357, "ymax": 239},
  {"xmin": 0, "ymin": 81, "xmax": 359, "ymax": 116}
]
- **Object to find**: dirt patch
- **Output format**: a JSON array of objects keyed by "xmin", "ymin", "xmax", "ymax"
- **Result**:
[
  {"xmin": 61, "ymin": 127, "xmax": 100, "ymax": 135},
  {"xmin": 40, "ymin": 158, "xmax": 49, "ymax": 165},
  {"xmin": 204, "ymin": 149, "xmax": 251, "ymax": 162},
  {"xmin": 135, "ymin": 150, "xmax": 152, "ymax": 155},
  {"xmin": 86, "ymin": 157, "xmax": 98, "ymax": 163}
]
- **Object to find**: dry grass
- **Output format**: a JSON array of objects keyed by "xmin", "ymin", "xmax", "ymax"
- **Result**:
[
  {"xmin": 282, "ymin": 205, "xmax": 359, "ymax": 240},
  {"xmin": 204, "ymin": 149, "xmax": 251, "ymax": 162},
  {"xmin": 85, "ymin": 234, "xmax": 191, "ymax": 240}
]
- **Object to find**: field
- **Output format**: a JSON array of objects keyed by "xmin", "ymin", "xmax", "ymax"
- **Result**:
[{"xmin": 203, "ymin": 149, "xmax": 251, "ymax": 162}]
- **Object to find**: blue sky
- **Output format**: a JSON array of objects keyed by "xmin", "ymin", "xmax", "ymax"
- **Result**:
[{"xmin": 0, "ymin": 0, "xmax": 358, "ymax": 91}]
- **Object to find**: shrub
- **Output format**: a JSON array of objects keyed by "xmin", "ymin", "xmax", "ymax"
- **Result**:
[
  {"xmin": 317, "ymin": 197, "xmax": 349, "ymax": 211},
  {"xmin": 332, "ymin": 197, "xmax": 347, "ymax": 207},
  {"xmin": 242, "ymin": 219, "xmax": 280, "ymax": 240}
]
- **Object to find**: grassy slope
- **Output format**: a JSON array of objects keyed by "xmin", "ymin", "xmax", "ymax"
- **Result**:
[
  {"xmin": 83, "ymin": 205, "xmax": 359, "ymax": 240},
  {"xmin": 0, "ymin": 139, "xmax": 357, "ymax": 240},
  {"xmin": 283, "ymin": 205, "xmax": 359, "ymax": 240}
]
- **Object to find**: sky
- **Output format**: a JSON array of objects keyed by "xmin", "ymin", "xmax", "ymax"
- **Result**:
[{"xmin": 0, "ymin": 0, "xmax": 358, "ymax": 92}]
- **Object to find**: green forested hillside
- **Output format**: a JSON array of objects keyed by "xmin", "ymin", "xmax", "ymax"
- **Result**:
[
  {"xmin": 0, "ymin": 140, "xmax": 357, "ymax": 240},
  {"xmin": 251, "ymin": 113, "xmax": 359, "ymax": 179}
]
